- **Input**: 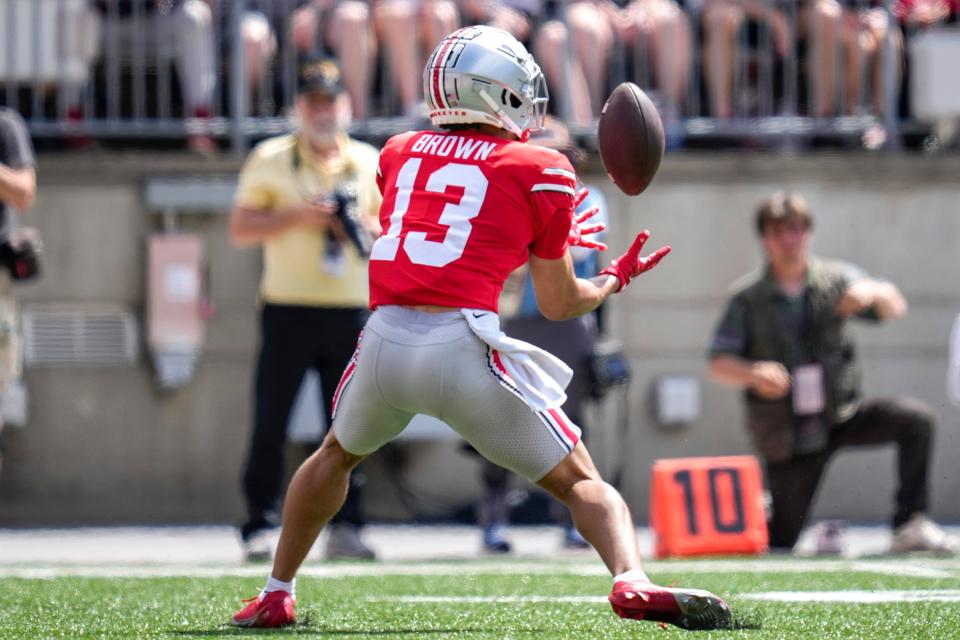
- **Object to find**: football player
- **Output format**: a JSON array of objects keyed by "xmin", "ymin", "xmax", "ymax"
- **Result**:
[{"xmin": 232, "ymin": 25, "xmax": 731, "ymax": 631}]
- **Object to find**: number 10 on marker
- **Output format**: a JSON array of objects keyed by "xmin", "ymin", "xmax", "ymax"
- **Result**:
[{"xmin": 650, "ymin": 456, "xmax": 769, "ymax": 558}]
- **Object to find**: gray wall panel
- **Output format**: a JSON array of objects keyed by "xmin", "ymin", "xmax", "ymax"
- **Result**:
[{"xmin": 0, "ymin": 152, "xmax": 957, "ymax": 527}]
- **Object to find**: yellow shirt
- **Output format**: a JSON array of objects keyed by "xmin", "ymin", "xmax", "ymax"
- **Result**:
[{"xmin": 235, "ymin": 133, "xmax": 382, "ymax": 307}]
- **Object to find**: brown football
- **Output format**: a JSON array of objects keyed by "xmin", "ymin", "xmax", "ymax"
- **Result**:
[{"xmin": 597, "ymin": 82, "xmax": 665, "ymax": 196}]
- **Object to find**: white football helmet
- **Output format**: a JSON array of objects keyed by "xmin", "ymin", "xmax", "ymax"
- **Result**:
[{"xmin": 424, "ymin": 26, "xmax": 548, "ymax": 139}]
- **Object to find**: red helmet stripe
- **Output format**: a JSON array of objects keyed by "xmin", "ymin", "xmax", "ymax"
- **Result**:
[
  {"xmin": 431, "ymin": 27, "xmax": 469, "ymax": 110},
  {"xmin": 432, "ymin": 40, "xmax": 454, "ymax": 108}
]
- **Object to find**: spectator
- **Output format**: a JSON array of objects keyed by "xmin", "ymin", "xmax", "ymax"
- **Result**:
[
  {"xmin": 73, "ymin": 0, "xmax": 217, "ymax": 151},
  {"xmin": 895, "ymin": 0, "xmax": 957, "ymax": 27},
  {"xmin": 700, "ymin": 0, "xmax": 792, "ymax": 119},
  {"xmin": 206, "ymin": 0, "xmax": 284, "ymax": 115},
  {"xmin": 533, "ymin": 1, "xmax": 610, "ymax": 123},
  {"xmin": 0, "ymin": 108, "xmax": 36, "ymax": 472},
  {"xmin": 475, "ymin": 117, "xmax": 607, "ymax": 552},
  {"xmin": 806, "ymin": 0, "xmax": 903, "ymax": 122},
  {"xmin": 290, "ymin": 1, "xmax": 375, "ymax": 118},
  {"xmin": 230, "ymin": 56, "xmax": 381, "ymax": 562},
  {"xmin": 372, "ymin": 0, "xmax": 459, "ymax": 115},
  {"xmin": 707, "ymin": 191, "xmax": 957, "ymax": 554},
  {"xmin": 700, "ymin": 0, "xmax": 901, "ymax": 127},
  {"xmin": 533, "ymin": 0, "xmax": 692, "ymax": 124},
  {"xmin": 290, "ymin": 0, "xmax": 458, "ymax": 119},
  {"xmin": 460, "ymin": 0, "xmax": 539, "ymax": 41},
  {"xmin": 615, "ymin": 0, "xmax": 694, "ymax": 120}
]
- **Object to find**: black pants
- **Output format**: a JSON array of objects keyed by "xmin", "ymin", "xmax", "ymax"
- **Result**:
[
  {"xmin": 766, "ymin": 397, "xmax": 935, "ymax": 550},
  {"xmin": 241, "ymin": 303, "xmax": 367, "ymax": 540}
]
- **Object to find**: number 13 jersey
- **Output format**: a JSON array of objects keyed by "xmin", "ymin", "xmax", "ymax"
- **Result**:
[{"xmin": 369, "ymin": 130, "xmax": 578, "ymax": 312}]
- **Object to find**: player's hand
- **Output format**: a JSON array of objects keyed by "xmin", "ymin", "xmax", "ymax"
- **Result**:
[
  {"xmin": 568, "ymin": 208, "xmax": 607, "ymax": 250},
  {"xmin": 567, "ymin": 187, "xmax": 607, "ymax": 250},
  {"xmin": 598, "ymin": 230, "xmax": 671, "ymax": 292},
  {"xmin": 750, "ymin": 361, "xmax": 791, "ymax": 399}
]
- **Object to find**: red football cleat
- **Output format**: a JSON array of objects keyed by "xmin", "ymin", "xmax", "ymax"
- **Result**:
[
  {"xmin": 609, "ymin": 580, "xmax": 731, "ymax": 630},
  {"xmin": 231, "ymin": 590, "xmax": 296, "ymax": 628}
]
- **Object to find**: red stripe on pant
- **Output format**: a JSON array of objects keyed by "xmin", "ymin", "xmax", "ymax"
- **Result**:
[
  {"xmin": 331, "ymin": 361, "xmax": 356, "ymax": 419},
  {"xmin": 548, "ymin": 407, "xmax": 580, "ymax": 448},
  {"xmin": 491, "ymin": 350, "xmax": 514, "ymax": 384}
]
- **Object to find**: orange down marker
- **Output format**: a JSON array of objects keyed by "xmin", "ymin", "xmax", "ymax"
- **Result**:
[{"xmin": 650, "ymin": 456, "xmax": 768, "ymax": 558}]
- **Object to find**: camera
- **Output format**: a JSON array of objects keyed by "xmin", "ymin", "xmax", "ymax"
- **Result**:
[
  {"xmin": 0, "ymin": 227, "xmax": 42, "ymax": 282},
  {"xmin": 330, "ymin": 184, "xmax": 372, "ymax": 258}
]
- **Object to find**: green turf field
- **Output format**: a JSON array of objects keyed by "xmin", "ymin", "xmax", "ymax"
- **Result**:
[{"xmin": 3, "ymin": 558, "xmax": 960, "ymax": 639}]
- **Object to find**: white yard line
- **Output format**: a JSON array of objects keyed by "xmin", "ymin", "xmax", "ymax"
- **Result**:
[
  {"xmin": 371, "ymin": 590, "xmax": 960, "ymax": 605},
  {"xmin": 651, "ymin": 559, "xmax": 956, "ymax": 579},
  {"xmin": 741, "ymin": 589, "xmax": 960, "ymax": 603},
  {"xmin": 1, "ymin": 558, "xmax": 958, "ymax": 579},
  {"xmin": 370, "ymin": 596, "xmax": 610, "ymax": 604},
  {"xmin": 0, "ymin": 563, "xmax": 607, "ymax": 579},
  {"xmin": 848, "ymin": 561, "xmax": 954, "ymax": 579}
]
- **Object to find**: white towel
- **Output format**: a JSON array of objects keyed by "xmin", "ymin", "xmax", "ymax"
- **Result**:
[
  {"xmin": 461, "ymin": 309, "xmax": 573, "ymax": 411},
  {"xmin": 948, "ymin": 313, "xmax": 960, "ymax": 407}
]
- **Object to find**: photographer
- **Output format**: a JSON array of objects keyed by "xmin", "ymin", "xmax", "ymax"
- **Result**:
[
  {"xmin": 0, "ymin": 108, "xmax": 36, "ymax": 464},
  {"xmin": 707, "ymin": 191, "xmax": 956, "ymax": 555},
  {"xmin": 229, "ymin": 56, "xmax": 381, "ymax": 561}
]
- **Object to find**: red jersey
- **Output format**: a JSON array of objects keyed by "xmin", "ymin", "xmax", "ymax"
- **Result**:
[{"xmin": 369, "ymin": 130, "xmax": 577, "ymax": 312}]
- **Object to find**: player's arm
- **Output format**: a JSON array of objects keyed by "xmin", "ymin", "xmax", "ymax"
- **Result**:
[
  {"xmin": 229, "ymin": 201, "xmax": 335, "ymax": 247},
  {"xmin": 530, "ymin": 230, "xmax": 670, "ymax": 321},
  {"xmin": 528, "ymin": 252, "xmax": 619, "ymax": 321}
]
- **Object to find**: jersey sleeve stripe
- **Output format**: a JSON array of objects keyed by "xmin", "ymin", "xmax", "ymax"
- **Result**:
[
  {"xmin": 542, "ymin": 167, "xmax": 576, "ymax": 180},
  {"xmin": 531, "ymin": 183, "xmax": 576, "ymax": 195}
]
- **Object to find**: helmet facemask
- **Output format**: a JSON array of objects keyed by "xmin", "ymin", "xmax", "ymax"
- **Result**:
[{"xmin": 527, "ymin": 68, "xmax": 549, "ymax": 134}]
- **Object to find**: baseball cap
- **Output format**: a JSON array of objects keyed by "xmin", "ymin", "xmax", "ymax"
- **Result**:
[{"xmin": 296, "ymin": 55, "xmax": 345, "ymax": 96}]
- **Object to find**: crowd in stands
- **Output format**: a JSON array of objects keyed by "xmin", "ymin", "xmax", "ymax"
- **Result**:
[{"xmin": 0, "ymin": 0, "xmax": 956, "ymax": 150}]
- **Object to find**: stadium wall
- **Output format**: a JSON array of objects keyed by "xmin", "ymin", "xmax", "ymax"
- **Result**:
[{"xmin": 0, "ymin": 152, "xmax": 957, "ymax": 527}]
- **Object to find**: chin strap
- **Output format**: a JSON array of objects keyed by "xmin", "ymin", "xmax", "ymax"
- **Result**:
[{"xmin": 478, "ymin": 89, "xmax": 525, "ymax": 139}]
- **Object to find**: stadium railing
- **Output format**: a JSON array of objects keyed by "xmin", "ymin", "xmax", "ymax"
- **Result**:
[{"xmin": 0, "ymin": 0, "xmax": 950, "ymax": 152}]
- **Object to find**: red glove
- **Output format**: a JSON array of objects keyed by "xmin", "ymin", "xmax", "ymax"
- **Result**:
[
  {"xmin": 568, "ymin": 208, "xmax": 607, "ymax": 250},
  {"xmin": 599, "ymin": 230, "xmax": 671, "ymax": 292},
  {"xmin": 567, "ymin": 187, "xmax": 607, "ymax": 250}
]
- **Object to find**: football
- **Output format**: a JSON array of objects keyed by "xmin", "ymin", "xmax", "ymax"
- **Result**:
[{"xmin": 597, "ymin": 82, "xmax": 665, "ymax": 196}]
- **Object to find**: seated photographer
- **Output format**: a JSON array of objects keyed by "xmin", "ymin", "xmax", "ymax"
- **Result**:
[{"xmin": 228, "ymin": 56, "xmax": 382, "ymax": 562}]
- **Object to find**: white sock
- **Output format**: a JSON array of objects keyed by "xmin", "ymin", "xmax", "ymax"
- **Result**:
[
  {"xmin": 614, "ymin": 568, "xmax": 650, "ymax": 584},
  {"xmin": 261, "ymin": 576, "xmax": 295, "ymax": 600}
]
